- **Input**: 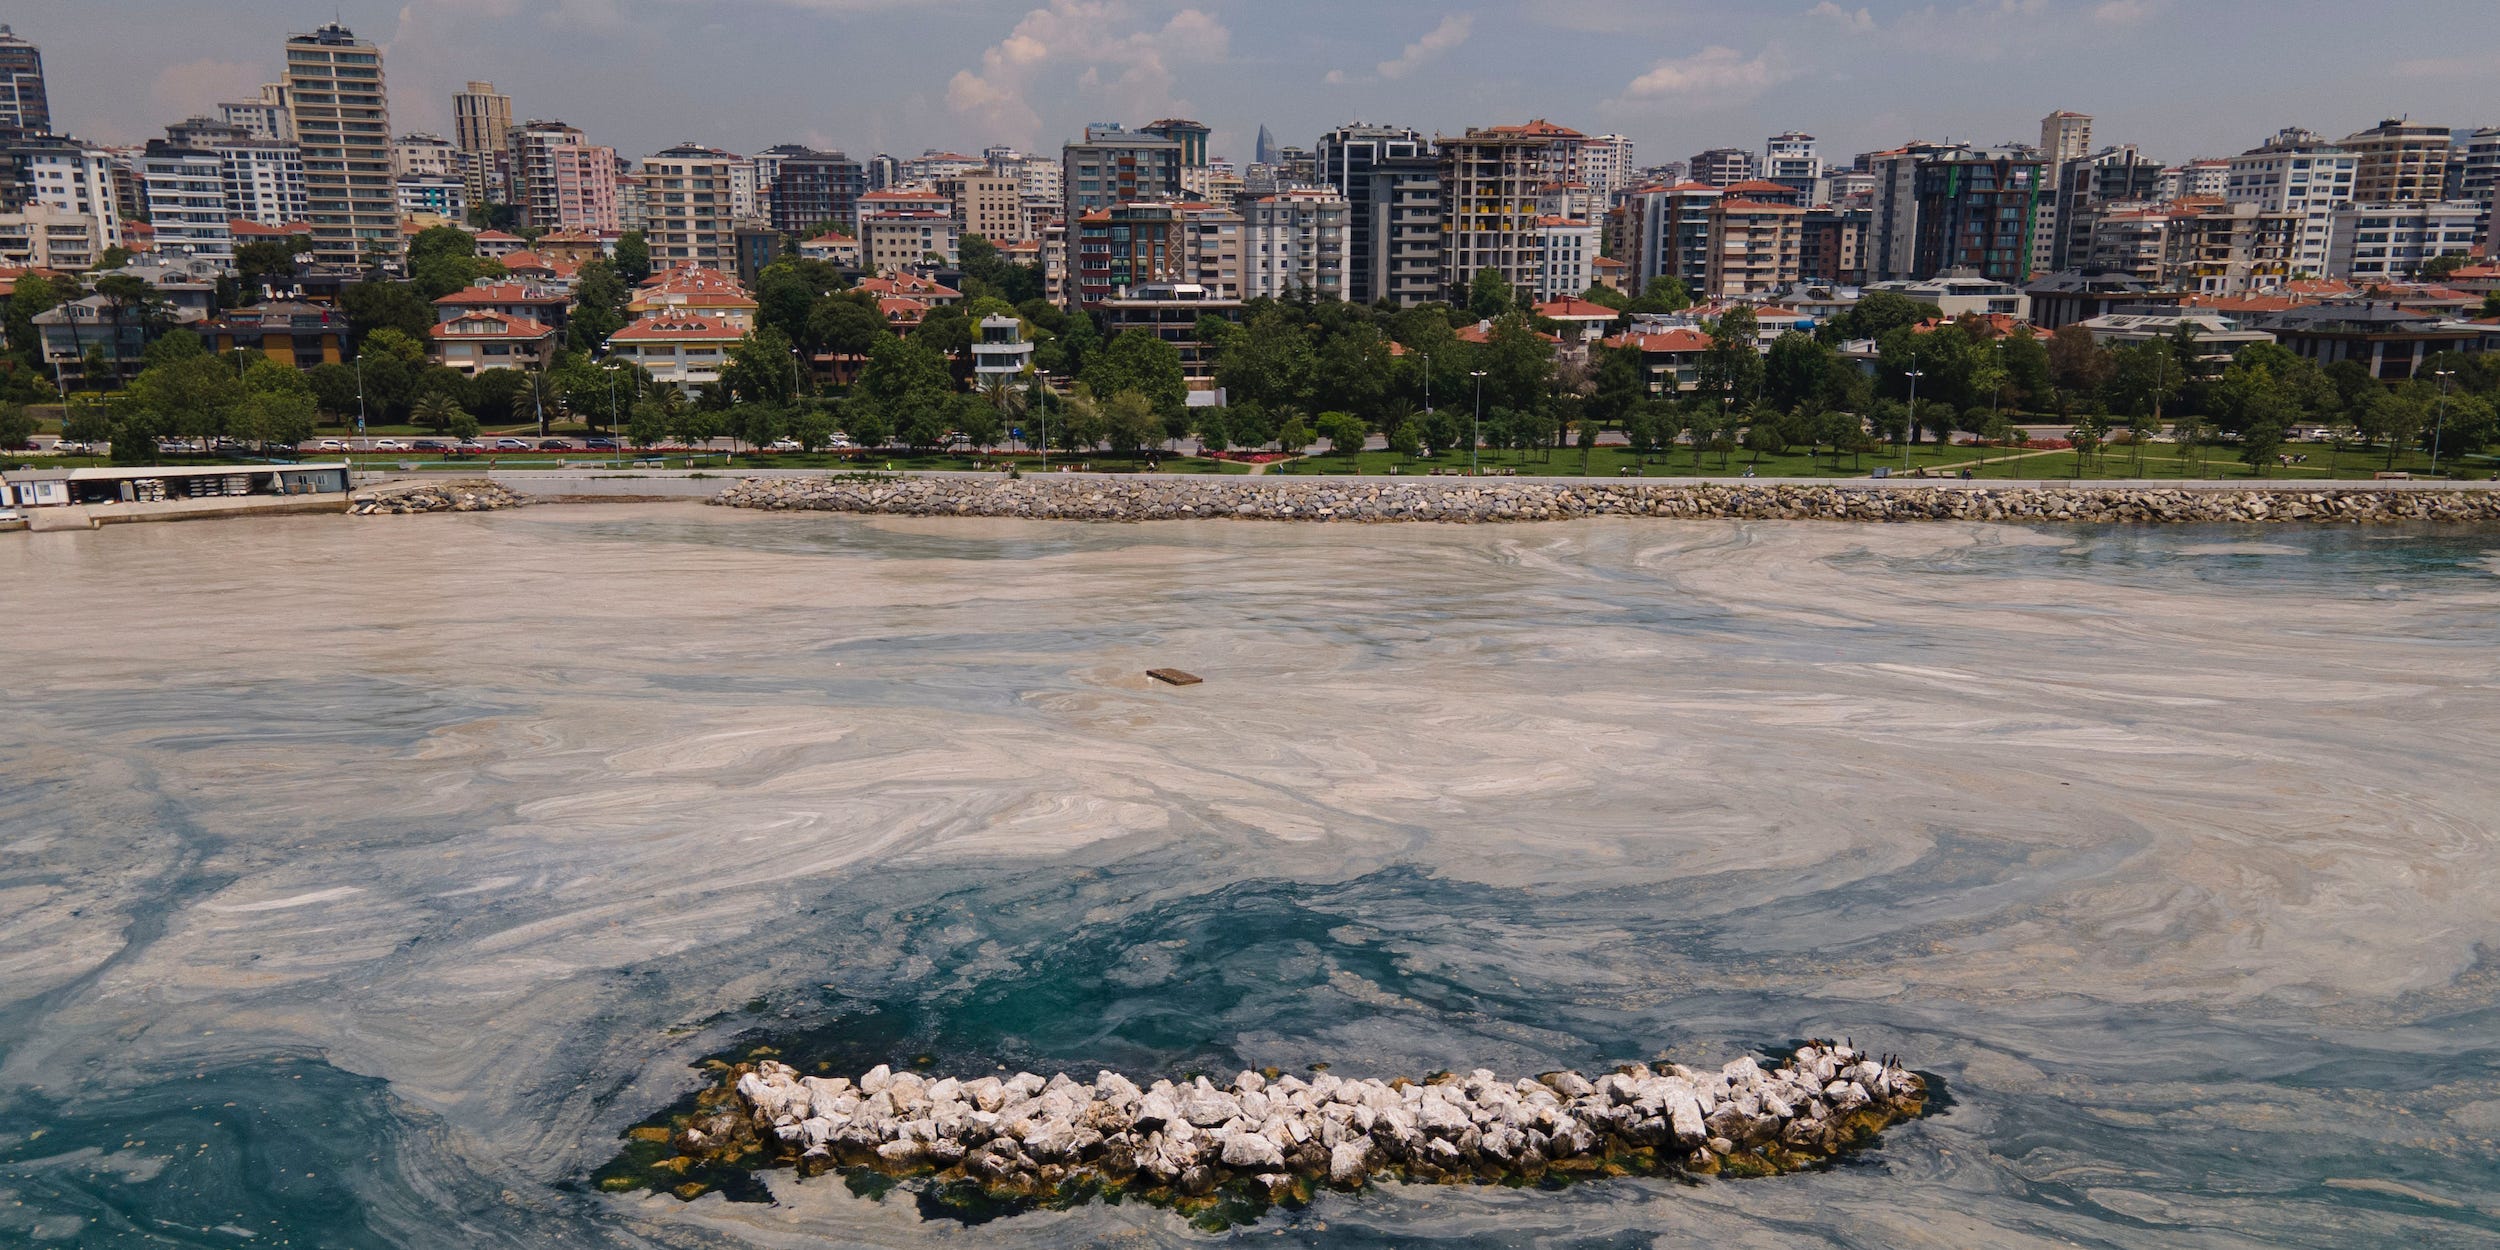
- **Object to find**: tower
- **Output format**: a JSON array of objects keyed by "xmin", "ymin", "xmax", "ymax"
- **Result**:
[
  {"xmin": 284, "ymin": 22, "xmax": 395, "ymax": 263},
  {"xmin": 0, "ymin": 25, "xmax": 49, "ymax": 134}
]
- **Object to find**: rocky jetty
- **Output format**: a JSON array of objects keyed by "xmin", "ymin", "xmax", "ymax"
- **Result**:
[
  {"xmin": 350, "ymin": 480, "xmax": 528, "ymax": 515},
  {"xmin": 712, "ymin": 474, "xmax": 2500, "ymax": 525},
  {"xmin": 613, "ymin": 1042, "xmax": 1926, "ymax": 1222}
]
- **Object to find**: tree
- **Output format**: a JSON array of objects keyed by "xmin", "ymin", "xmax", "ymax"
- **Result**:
[
  {"xmin": 124, "ymin": 353, "xmax": 244, "ymax": 448},
  {"xmin": 627, "ymin": 393, "xmax": 674, "ymax": 447},
  {"xmin": 1316, "ymin": 410, "xmax": 1368, "ymax": 456},
  {"xmin": 339, "ymin": 280, "xmax": 435, "ymax": 352},
  {"xmin": 306, "ymin": 362, "xmax": 361, "ymax": 421},
  {"xmin": 231, "ymin": 240, "xmax": 300, "ymax": 297},
  {"xmin": 722, "ymin": 326, "xmax": 803, "ymax": 406},
  {"xmin": 2421, "ymin": 253, "xmax": 2470, "ymax": 282},
  {"xmin": 1466, "ymin": 267, "xmax": 1515, "ymax": 321},
  {"xmin": 809, "ymin": 292, "xmax": 890, "ymax": 357},
  {"xmin": 1699, "ymin": 306, "xmax": 1764, "ymax": 413},
  {"xmin": 673, "ymin": 404, "xmax": 726, "ymax": 449},
  {"xmin": 613, "ymin": 230, "xmax": 651, "ymax": 285},
  {"xmin": 1386, "ymin": 415, "xmax": 1424, "ymax": 459},
  {"xmin": 0, "ymin": 402, "xmax": 34, "ymax": 449},
  {"xmin": 236, "ymin": 357, "xmax": 318, "ymax": 451},
  {"xmin": 1082, "ymin": 331, "xmax": 1188, "ymax": 423},
  {"xmin": 568, "ymin": 260, "xmax": 631, "ymax": 352},
  {"xmin": 2047, "ymin": 324, "xmax": 2113, "ymax": 396},
  {"xmin": 731, "ymin": 402, "xmax": 785, "ymax": 453},
  {"xmin": 411, "ymin": 390, "xmax": 465, "ymax": 433},
  {"xmin": 1479, "ymin": 314, "xmax": 1556, "ymax": 413},
  {"xmin": 790, "ymin": 404, "xmax": 838, "ymax": 452},
  {"xmin": 1101, "ymin": 390, "xmax": 1162, "ymax": 453},
  {"xmin": 952, "ymin": 391, "xmax": 1004, "ymax": 450},
  {"xmin": 1761, "ymin": 331, "xmax": 1829, "ymax": 412},
  {"xmin": 1213, "ymin": 308, "xmax": 1316, "ymax": 411},
  {"xmin": 1275, "ymin": 411, "xmax": 1314, "ymax": 455},
  {"xmin": 1193, "ymin": 407, "xmax": 1231, "ymax": 455},
  {"xmin": 1823, "ymin": 291, "xmax": 1938, "ymax": 344}
]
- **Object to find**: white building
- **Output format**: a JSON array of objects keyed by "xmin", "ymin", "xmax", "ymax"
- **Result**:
[
  {"xmin": 1534, "ymin": 216, "xmax": 1598, "ymax": 301},
  {"xmin": 217, "ymin": 137, "xmax": 307, "ymax": 227},
  {"xmin": 1577, "ymin": 134, "xmax": 1638, "ymax": 197},
  {"xmin": 395, "ymin": 173, "xmax": 468, "ymax": 224},
  {"xmin": 972, "ymin": 314, "xmax": 1035, "ymax": 383},
  {"xmin": 861, "ymin": 211, "xmax": 961, "ymax": 272},
  {"xmin": 0, "ymin": 204, "xmax": 105, "ymax": 269},
  {"xmin": 391, "ymin": 132, "xmax": 458, "ymax": 178},
  {"xmin": 641, "ymin": 144, "xmax": 739, "ymax": 270},
  {"xmin": 1240, "ymin": 188, "xmax": 1349, "ymax": 300},
  {"xmin": 2328, "ymin": 202, "xmax": 2483, "ymax": 282},
  {"xmin": 140, "ymin": 143, "xmax": 233, "ymax": 262},
  {"xmin": 1763, "ymin": 131, "xmax": 1821, "ymax": 184},
  {"xmin": 18, "ymin": 143, "xmax": 123, "ymax": 249},
  {"xmin": 219, "ymin": 84, "xmax": 290, "ymax": 142},
  {"xmin": 2226, "ymin": 129, "xmax": 2357, "ymax": 279}
]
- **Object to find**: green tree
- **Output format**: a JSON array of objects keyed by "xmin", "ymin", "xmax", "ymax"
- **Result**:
[
  {"xmin": 1316, "ymin": 410, "xmax": 1368, "ymax": 455},
  {"xmin": 1101, "ymin": 390, "xmax": 1162, "ymax": 453},
  {"xmin": 339, "ymin": 280, "xmax": 435, "ymax": 352},
  {"xmin": 1823, "ymin": 291, "xmax": 1939, "ymax": 344},
  {"xmin": 306, "ymin": 362, "xmax": 361, "ymax": 420},
  {"xmin": 790, "ymin": 404, "xmax": 838, "ymax": 452},
  {"xmin": 1275, "ymin": 411, "xmax": 1315, "ymax": 455},
  {"xmin": 411, "ymin": 390, "xmax": 465, "ymax": 433},
  {"xmin": 568, "ymin": 260, "xmax": 631, "ymax": 353},
  {"xmin": 1386, "ymin": 415, "xmax": 1424, "ymax": 459},
  {"xmin": 722, "ymin": 326, "xmax": 803, "ymax": 405},
  {"xmin": 809, "ymin": 291, "xmax": 890, "ymax": 357},
  {"xmin": 1479, "ymin": 314, "xmax": 1556, "ymax": 412},
  {"xmin": 1213, "ymin": 308, "xmax": 1316, "ymax": 411},
  {"xmin": 731, "ymin": 402, "xmax": 785, "ymax": 453},
  {"xmin": 230, "ymin": 240, "xmax": 300, "ymax": 297},
  {"xmin": 0, "ymin": 402, "xmax": 34, "ymax": 449},
  {"xmin": 612, "ymin": 230, "xmax": 651, "ymax": 285},
  {"xmin": 1193, "ymin": 406, "xmax": 1231, "ymax": 455},
  {"xmin": 1082, "ymin": 331, "xmax": 1188, "ymax": 422},
  {"xmin": 1760, "ymin": 331, "xmax": 1829, "ymax": 412},
  {"xmin": 1466, "ymin": 267, "xmax": 1515, "ymax": 321},
  {"xmin": 1699, "ymin": 306, "xmax": 1764, "ymax": 413}
]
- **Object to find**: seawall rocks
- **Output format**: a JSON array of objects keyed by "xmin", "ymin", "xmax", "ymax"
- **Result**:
[
  {"xmin": 711, "ymin": 475, "xmax": 2500, "ymax": 525},
  {"xmin": 351, "ymin": 480, "xmax": 528, "ymax": 515},
  {"xmin": 622, "ymin": 1042, "xmax": 1925, "ymax": 1219}
]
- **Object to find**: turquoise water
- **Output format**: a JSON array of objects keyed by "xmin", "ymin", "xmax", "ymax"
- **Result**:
[{"xmin": 3, "ymin": 510, "xmax": 2499, "ymax": 1246}]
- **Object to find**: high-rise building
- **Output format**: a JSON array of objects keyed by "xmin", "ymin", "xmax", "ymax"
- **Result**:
[
  {"xmin": 1060, "ymin": 128, "xmax": 1184, "ymax": 225},
  {"xmin": 392, "ymin": 132, "xmax": 459, "ymax": 179},
  {"xmin": 2049, "ymin": 146, "xmax": 2164, "ymax": 272},
  {"xmin": 1704, "ymin": 197, "xmax": 1804, "ymax": 298},
  {"xmin": 1577, "ymin": 134, "xmax": 1637, "ymax": 197},
  {"xmin": 760, "ymin": 145, "xmax": 866, "ymax": 236},
  {"xmin": 217, "ymin": 134, "xmax": 308, "ymax": 227},
  {"xmin": 9, "ymin": 133, "xmax": 124, "ymax": 249},
  {"xmin": 2225, "ymin": 127, "xmax": 2357, "ymax": 279},
  {"xmin": 284, "ymin": 22, "xmax": 395, "ymax": 263},
  {"xmin": 939, "ymin": 172, "xmax": 1024, "ymax": 243},
  {"xmin": 0, "ymin": 25, "xmax": 50, "ymax": 135},
  {"xmin": 1317, "ymin": 122, "xmax": 1429, "ymax": 305},
  {"xmin": 2341, "ymin": 118, "xmax": 2452, "ymax": 204},
  {"xmin": 1241, "ymin": 187, "xmax": 1349, "ymax": 300},
  {"xmin": 1439, "ymin": 123, "xmax": 1555, "ymax": 301},
  {"xmin": 508, "ymin": 121, "xmax": 618, "ymax": 231},
  {"xmin": 219, "ymin": 84, "xmax": 291, "ymax": 143},
  {"xmin": 140, "ymin": 141, "xmax": 233, "ymax": 262},
  {"xmin": 2327, "ymin": 201, "xmax": 2481, "ymax": 281},
  {"xmin": 1616, "ymin": 181, "xmax": 1721, "ymax": 297},
  {"xmin": 1687, "ymin": 147, "xmax": 1756, "ymax": 187},
  {"xmin": 2456, "ymin": 127, "xmax": 2500, "ymax": 215},
  {"xmin": 1364, "ymin": 154, "xmax": 1444, "ymax": 308},
  {"xmin": 1762, "ymin": 132, "xmax": 1822, "ymax": 195},
  {"xmin": 1911, "ymin": 155, "xmax": 2046, "ymax": 283},
  {"xmin": 641, "ymin": 143, "xmax": 739, "ymax": 269},
  {"xmin": 1140, "ymin": 119, "xmax": 1211, "ymax": 169},
  {"xmin": 2039, "ymin": 111, "xmax": 2093, "ymax": 166},
  {"xmin": 453, "ymin": 82, "xmax": 512, "ymax": 159},
  {"xmin": 1864, "ymin": 141, "xmax": 1966, "ymax": 282},
  {"xmin": 1255, "ymin": 125, "xmax": 1278, "ymax": 167}
]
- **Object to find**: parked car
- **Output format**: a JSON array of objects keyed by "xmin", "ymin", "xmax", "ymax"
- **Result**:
[
  {"xmin": 456, "ymin": 438, "xmax": 485, "ymax": 450},
  {"xmin": 584, "ymin": 438, "xmax": 619, "ymax": 450},
  {"xmin": 538, "ymin": 439, "xmax": 573, "ymax": 450},
  {"xmin": 317, "ymin": 438, "xmax": 349, "ymax": 451},
  {"xmin": 828, "ymin": 435, "xmax": 858, "ymax": 449},
  {"xmin": 371, "ymin": 438, "xmax": 407, "ymax": 451},
  {"xmin": 769, "ymin": 438, "xmax": 802, "ymax": 451},
  {"xmin": 411, "ymin": 439, "xmax": 452, "ymax": 452},
  {"xmin": 494, "ymin": 438, "xmax": 531, "ymax": 450},
  {"xmin": 54, "ymin": 440, "xmax": 94, "ymax": 454}
]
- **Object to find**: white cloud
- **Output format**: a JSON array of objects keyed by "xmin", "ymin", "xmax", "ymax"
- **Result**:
[
  {"xmin": 1616, "ymin": 46, "xmax": 1791, "ymax": 104},
  {"xmin": 1807, "ymin": 2, "xmax": 1875, "ymax": 31},
  {"xmin": 947, "ymin": 1, "xmax": 1230, "ymax": 149},
  {"xmin": 1377, "ymin": 13, "xmax": 1474, "ymax": 81}
]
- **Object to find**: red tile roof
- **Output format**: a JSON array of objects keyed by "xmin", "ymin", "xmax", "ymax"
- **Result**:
[
  {"xmin": 608, "ymin": 314, "xmax": 743, "ymax": 342},
  {"xmin": 435, "ymin": 282, "xmax": 569, "ymax": 306},
  {"xmin": 429, "ymin": 311, "xmax": 556, "ymax": 339},
  {"xmin": 227, "ymin": 218, "xmax": 313, "ymax": 237},
  {"xmin": 1602, "ymin": 328, "xmax": 1713, "ymax": 353},
  {"xmin": 1535, "ymin": 297, "xmax": 1619, "ymax": 320}
]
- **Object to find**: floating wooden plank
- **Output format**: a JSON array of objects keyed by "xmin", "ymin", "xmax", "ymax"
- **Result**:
[{"xmin": 1146, "ymin": 668, "xmax": 1203, "ymax": 686}]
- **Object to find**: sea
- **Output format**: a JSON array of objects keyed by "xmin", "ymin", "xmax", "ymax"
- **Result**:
[{"xmin": 2, "ymin": 505, "xmax": 2496, "ymax": 1247}]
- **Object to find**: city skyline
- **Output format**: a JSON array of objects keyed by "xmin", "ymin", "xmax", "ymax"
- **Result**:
[{"xmin": 10, "ymin": 0, "xmax": 2494, "ymax": 166}]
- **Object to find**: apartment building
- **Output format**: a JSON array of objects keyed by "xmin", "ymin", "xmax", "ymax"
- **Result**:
[
  {"xmin": 2225, "ymin": 128, "xmax": 2356, "ymax": 278},
  {"xmin": 509, "ymin": 122, "xmax": 618, "ymax": 232},
  {"xmin": 2342, "ymin": 118, "xmax": 2452, "ymax": 204},
  {"xmin": 1438, "ymin": 123, "xmax": 1553, "ymax": 302},
  {"xmin": 214, "ymin": 135, "xmax": 306, "ymax": 227},
  {"xmin": 283, "ymin": 23, "xmax": 395, "ymax": 263},
  {"xmin": 1703, "ymin": 198, "xmax": 1804, "ymax": 298},
  {"xmin": 1615, "ymin": 181, "xmax": 1721, "ymax": 297},
  {"xmin": 1240, "ymin": 187, "xmax": 1349, "ymax": 300},
  {"xmin": 0, "ymin": 24, "xmax": 49, "ymax": 134},
  {"xmin": 12, "ymin": 135, "xmax": 124, "ymax": 249},
  {"xmin": 862, "ymin": 211, "xmax": 961, "ymax": 272},
  {"xmin": 1061, "ymin": 128, "xmax": 1184, "ymax": 223},
  {"xmin": 759, "ymin": 145, "xmax": 865, "ymax": 236},
  {"xmin": 641, "ymin": 143, "xmax": 738, "ymax": 269},
  {"xmin": 2039, "ymin": 111, "xmax": 2094, "ymax": 166},
  {"xmin": 0, "ymin": 203, "xmax": 102, "ymax": 268},
  {"xmin": 2328, "ymin": 201, "xmax": 2482, "ymax": 281},
  {"xmin": 1910, "ymin": 154, "xmax": 2045, "ymax": 284},
  {"xmin": 1799, "ymin": 208, "xmax": 1866, "ymax": 284},
  {"xmin": 938, "ymin": 172, "xmax": 1024, "ymax": 242},
  {"xmin": 2050, "ymin": 146, "xmax": 2164, "ymax": 272},
  {"xmin": 1317, "ymin": 122, "xmax": 1430, "ymax": 305},
  {"xmin": 1533, "ymin": 215, "xmax": 1598, "ymax": 301},
  {"xmin": 219, "ymin": 85, "xmax": 291, "ymax": 143},
  {"xmin": 1071, "ymin": 202, "xmax": 1241, "ymax": 306},
  {"xmin": 1364, "ymin": 154, "xmax": 1444, "ymax": 308},
  {"xmin": 1688, "ymin": 147, "xmax": 1756, "ymax": 187}
]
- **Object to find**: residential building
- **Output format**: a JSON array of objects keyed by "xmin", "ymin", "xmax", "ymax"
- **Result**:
[
  {"xmin": 1439, "ymin": 122, "xmax": 1554, "ymax": 302},
  {"xmin": 1865, "ymin": 142, "xmax": 1967, "ymax": 283},
  {"xmin": 2170, "ymin": 159, "xmax": 2230, "ymax": 202},
  {"xmin": 427, "ymin": 309, "xmax": 556, "ymax": 374},
  {"xmin": 283, "ymin": 22, "xmax": 395, "ymax": 264},
  {"xmin": 166, "ymin": 117, "xmax": 251, "ymax": 150},
  {"xmin": 899, "ymin": 150, "xmax": 986, "ymax": 184},
  {"xmin": 862, "ymin": 210, "xmax": 961, "ymax": 272},
  {"xmin": 508, "ymin": 122, "xmax": 618, "ymax": 232},
  {"xmin": 2328, "ymin": 201, "xmax": 2482, "ymax": 282},
  {"xmin": 1868, "ymin": 271, "xmax": 2029, "ymax": 319},
  {"xmin": 2039, "ymin": 111, "xmax": 2093, "ymax": 166},
  {"xmin": 2342, "ymin": 118, "xmax": 2453, "ymax": 204},
  {"xmin": 1688, "ymin": 147, "xmax": 1756, "ymax": 187},
  {"xmin": 1577, "ymin": 134, "xmax": 1638, "ymax": 197},
  {"xmin": 630, "ymin": 265, "xmax": 759, "ymax": 326},
  {"xmin": 1762, "ymin": 132, "xmax": 1821, "ymax": 195},
  {"xmin": 2075, "ymin": 307, "xmax": 2273, "ymax": 355},
  {"xmin": 1061, "ymin": 128, "xmax": 1184, "ymax": 222},
  {"xmin": 1073, "ymin": 202, "xmax": 1208, "ymax": 305},
  {"xmin": 798, "ymin": 229, "xmax": 859, "ymax": 267},
  {"xmin": 939, "ymin": 172, "xmax": 1024, "ymax": 243},
  {"xmin": 1911, "ymin": 154, "xmax": 2045, "ymax": 284},
  {"xmin": 853, "ymin": 187, "xmax": 950, "ymax": 232},
  {"xmin": 971, "ymin": 314, "xmax": 1034, "ymax": 383},
  {"xmin": 641, "ymin": 143, "xmax": 739, "ymax": 269},
  {"xmin": 1599, "ymin": 325, "xmax": 1714, "ymax": 395},
  {"xmin": 1799, "ymin": 207, "xmax": 1866, "ymax": 284},
  {"xmin": 760, "ymin": 145, "xmax": 865, "ymax": 236},
  {"xmin": 203, "ymin": 300, "xmax": 350, "ymax": 368},
  {"xmin": 140, "ymin": 142, "xmax": 233, "ymax": 262},
  {"xmin": 1617, "ymin": 181, "xmax": 1721, "ymax": 297},
  {"xmin": 1703, "ymin": 198, "xmax": 1804, "ymax": 298},
  {"xmin": 1534, "ymin": 215, "xmax": 1599, "ymax": 301},
  {"xmin": 394, "ymin": 173, "xmax": 467, "ymax": 224},
  {"xmin": 2163, "ymin": 201, "xmax": 2299, "ymax": 293},
  {"xmin": 12, "ymin": 135, "xmax": 123, "ymax": 249},
  {"xmin": 2457, "ymin": 127, "xmax": 2500, "ymax": 211},
  {"xmin": 214, "ymin": 135, "xmax": 307, "ymax": 227},
  {"xmin": 1139, "ymin": 119, "xmax": 1211, "ymax": 169},
  {"xmin": 0, "ymin": 25, "xmax": 48, "ymax": 134},
  {"xmin": 392, "ymin": 132, "xmax": 458, "ymax": 179},
  {"xmin": 34, "ymin": 295, "xmax": 159, "ymax": 376},
  {"xmin": 472, "ymin": 228, "xmax": 525, "ymax": 258},
  {"xmin": 2023, "ymin": 270, "xmax": 2186, "ymax": 330},
  {"xmin": 0, "ymin": 203, "xmax": 102, "ymax": 268},
  {"xmin": 2250, "ymin": 301, "xmax": 2480, "ymax": 381},
  {"xmin": 1099, "ymin": 282, "xmax": 1241, "ymax": 383},
  {"xmin": 1534, "ymin": 182, "xmax": 1600, "ymax": 223},
  {"xmin": 434, "ymin": 280, "xmax": 570, "ymax": 339},
  {"xmin": 2226, "ymin": 128, "xmax": 2356, "ymax": 278},
  {"xmin": 2051, "ymin": 146, "xmax": 2165, "ymax": 272},
  {"xmin": 605, "ymin": 313, "xmax": 743, "ymax": 392},
  {"xmin": 1363, "ymin": 154, "xmax": 1444, "ymax": 308},
  {"xmin": 1318, "ymin": 122, "xmax": 1430, "ymax": 305},
  {"xmin": 453, "ymin": 81, "xmax": 511, "ymax": 160},
  {"xmin": 219, "ymin": 85, "xmax": 291, "ymax": 143},
  {"xmin": 1239, "ymin": 188, "xmax": 1349, "ymax": 300}
]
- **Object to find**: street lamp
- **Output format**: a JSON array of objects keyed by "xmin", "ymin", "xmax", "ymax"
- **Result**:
[
  {"xmin": 353, "ymin": 354, "xmax": 367, "ymax": 437},
  {"xmin": 2432, "ymin": 367, "xmax": 2456, "ymax": 473},
  {"xmin": 1902, "ymin": 368, "xmax": 1924, "ymax": 469},
  {"xmin": 1035, "ymin": 374, "xmax": 1049, "ymax": 472},
  {"xmin": 1421, "ymin": 351, "xmax": 1432, "ymax": 414},
  {"xmin": 1469, "ymin": 370, "xmax": 1488, "ymax": 476}
]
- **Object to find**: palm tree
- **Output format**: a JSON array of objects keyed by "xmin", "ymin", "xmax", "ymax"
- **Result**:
[{"xmin": 412, "ymin": 390, "xmax": 466, "ymax": 435}]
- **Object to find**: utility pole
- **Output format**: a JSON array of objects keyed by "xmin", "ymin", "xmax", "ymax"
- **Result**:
[
  {"xmin": 1470, "ymin": 370, "xmax": 1488, "ymax": 476},
  {"xmin": 2433, "ymin": 367, "xmax": 2455, "ymax": 472}
]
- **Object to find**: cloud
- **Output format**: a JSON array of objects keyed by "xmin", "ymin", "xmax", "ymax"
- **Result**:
[
  {"xmin": 2088, "ymin": 0, "xmax": 2162, "ymax": 25},
  {"xmin": 947, "ymin": 1, "xmax": 1230, "ymax": 149},
  {"xmin": 150, "ymin": 59, "xmax": 268, "ymax": 122},
  {"xmin": 1807, "ymin": 2, "xmax": 1875, "ymax": 31},
  {"xmin": 2392, "ymin": 54, "xmax": 2496, "ymax": 79},
  {"xmin": 1377, "ymin": 13, "xmax": 1474, "ymax": 81},
  {"xmin": 1615, "ymin": 46, "xmax": 1792, "ymax": 105}
]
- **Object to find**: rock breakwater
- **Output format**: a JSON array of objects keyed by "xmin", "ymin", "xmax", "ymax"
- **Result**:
[
  {"xmin": 351, "ymin": 480, "xmax": 528, "ymax": 515},
  {"xmin": 607, "ymin": 1042, "xmax": 1926, "ymax": 1224},
  {"xmin": 712, "ymin": 474, "xmax": 2500, "ymax": 524}
]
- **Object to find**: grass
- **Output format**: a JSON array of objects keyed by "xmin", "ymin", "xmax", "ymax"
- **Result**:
[{"xmin": 2022, "ymin": 439, "xmax": 2498, "ymax": 481}]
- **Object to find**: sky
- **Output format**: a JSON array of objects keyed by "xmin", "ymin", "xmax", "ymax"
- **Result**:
[{"xmin": 13, "ymin": 0, "xmax": 2495, "ymax": 169}]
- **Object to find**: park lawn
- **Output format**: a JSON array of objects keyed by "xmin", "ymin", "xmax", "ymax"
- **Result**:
[
  {"xmin": 2018, "ymin": 439, "xmax": 2495, "ymax": 481},
  {"xmin": 1267, "ymin": 442, "xmax": 2000, "ymax": 479}
]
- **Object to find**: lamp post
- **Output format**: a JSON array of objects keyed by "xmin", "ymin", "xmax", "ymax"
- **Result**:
[
  {"xmin": 1035, "ymin": 374, "xmax": 1049, "ymax": 472},
  {"xmin": 2432, "ymin": 367, "xmax": 2455, "ymax": 473},
  {"xmin": 353, "ymin": 354, "xmax": 367, "ymax": 438},
  {"xmin": 1469, "ymin": 369, "xmax": 1488, "ymax": 476},
  {"xmin": 1422, "ymin": 351, "xmax": 1432, "ymax": 414},
  {"xmin": 1902, "ymin": 368, "xmax": 1924, "ymax": 469}
]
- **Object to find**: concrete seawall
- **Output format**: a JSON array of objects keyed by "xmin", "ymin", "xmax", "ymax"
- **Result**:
[{"xmin": 706, "ymin": 472, "xmax": 2500, "ymax": 525}]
